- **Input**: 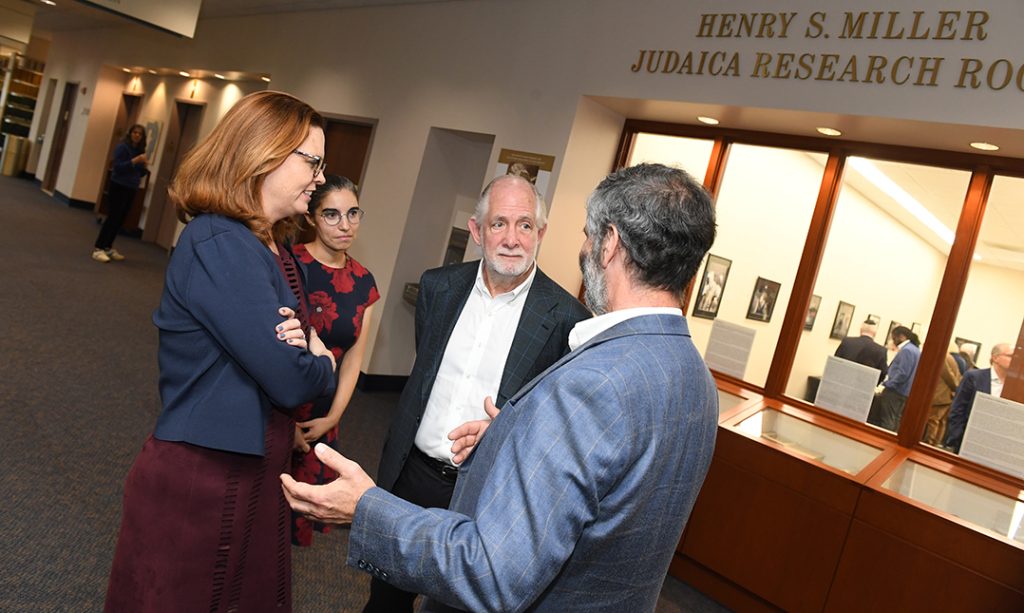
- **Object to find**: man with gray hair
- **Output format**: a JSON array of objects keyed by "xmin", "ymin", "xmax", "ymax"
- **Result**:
[
  {"xmin": 363, "ymin": 174, "xmax": 590, "ymax": 611},
  {"xmin": 835, "ymin": 318, "xmax": 889, "ymax": 383},
  {"xmin": 944, "ymin": 342, "xmax": 1015, "ymax": 453},
  {"xmin": 282, "ymin": 163, "xmax": 720, "ymax": 612}
]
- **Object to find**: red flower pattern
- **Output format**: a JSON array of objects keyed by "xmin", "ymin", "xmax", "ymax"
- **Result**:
[{"xmin": 307, "ymin": 291, "xmax": 339, "ymax": 334}]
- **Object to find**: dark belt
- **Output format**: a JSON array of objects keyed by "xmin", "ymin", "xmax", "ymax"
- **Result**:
[{"xmin": 412, "ymin": 447, "xmax": 459, "ymax": 483}]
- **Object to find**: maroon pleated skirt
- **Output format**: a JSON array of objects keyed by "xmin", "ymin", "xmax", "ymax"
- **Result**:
[{"xmin": 105, "ymin": 410, "xmax": 293, "ymax": 612}]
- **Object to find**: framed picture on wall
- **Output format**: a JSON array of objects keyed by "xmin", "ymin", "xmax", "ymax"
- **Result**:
[
  {"xmin": 804, "ymin": 294, "xmax": 822, "ymax": 331},
  {"xmin": 746, "ymin": 277, "xmax": 781, "ymax": 322},
  {"xmin": 830, "ymin": 301, "xmax": 855, "ymax": 340},
  {"xmin": 955, "ymin": 337, "xmax": 982, "ymax": 365},
  {"xmin": 885, "ymin": 320, "xmax": 902, "ymax": 348},
  {"xmin": 692, "ymin": 254, "xmax": 731, "ymax": 319},
  {"xmin": 911, "ymin": 322, "xmax": 923, "ymax": 336},
  {"xmin": 867, "ymin": 313, "xmax": 880, "ymax": 326}
]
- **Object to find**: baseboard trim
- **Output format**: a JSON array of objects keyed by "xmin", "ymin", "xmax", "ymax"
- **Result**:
[
  {"xmin": 54, "ymin": 190, "xmax": 95, "ymax": 211},
  {"xmin": 357, "ymin": 373, "xmax": 408, "ymax": 393}
]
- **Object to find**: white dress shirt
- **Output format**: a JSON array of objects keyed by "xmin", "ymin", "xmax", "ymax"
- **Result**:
[
  {"xmin": 569, "ymin": 307, "xmax": 683, "ymax": 351},
  {"xmin": 991, "ymin": 369, "xmax": 1004, "ymax": 398},
  {"xmin": 415, "ymin": 264, "xmax": 537, "ymax": 464}
]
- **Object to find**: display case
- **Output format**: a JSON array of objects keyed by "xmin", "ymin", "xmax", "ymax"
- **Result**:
[
  {"xmin": 735, "ymin": 407, "xmax": 882, "ymax": 475},
  {"xmin": 883, "ymin": 460, "xmax": 1024, "ymax": 544}
]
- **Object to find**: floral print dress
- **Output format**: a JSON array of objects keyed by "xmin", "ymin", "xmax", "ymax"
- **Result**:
[{"xmin": 290, "ymin": 242, "xmax": 380, "ymax": 546}]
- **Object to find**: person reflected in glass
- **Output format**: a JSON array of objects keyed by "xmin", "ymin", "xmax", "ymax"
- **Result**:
[
  {"xmin": 93, "ymin": 124, "xmax": 147, "ymax": 263},
  {"xmin": 944, "ymin": 342, "xmax": 1013, "ymax": 453},
  {"xmin": 835, "ymin": 319, "xmax": 888, "ymax": 383},
  {"xmin": 867, "ymin": 325, "xmax": 920, "ymax": 432},
  {"xmin": 289, "ymin": 175, "xmax": 380, "ymax": 546},
  {"xmin": 105, "ymin": 91, "xmax": 338, "ymax": 612}
]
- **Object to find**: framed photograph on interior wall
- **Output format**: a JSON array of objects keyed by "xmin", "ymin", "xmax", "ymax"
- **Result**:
[
  {"xmin": 804, "ymin": 294, "xmax": 822, "ymax": 331},
  {"xmin": 954, "ymin": 337, "xmax": 982, "ymax": 365},
  {"xmin": 885, "ymin": 320, "xmax": 902, "ymax": 348},
  {"xmin": 911, "ymin": 322, "xmax": 923, "ymax": 336},
  {"xmin": 830, "ymin": 301, "xmax": 855, "ymax": 340},
  {"xmin": 746, "ymin": 277, "xmax": 781, "ymax": 322},
  {"xmin": 692, "ymin": 254, "xmax": 731, "ymax": 319},
  {"xmin": 867, "ymin": 313, "xmax": 880, "ymax": 326}
]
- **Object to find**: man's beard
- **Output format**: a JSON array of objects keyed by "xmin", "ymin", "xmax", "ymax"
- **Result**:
[
  {"xmin": 485, "ymin": 249, "xmax": 534, "ymax": 280},
  {"xmin": 580, "ymin": 246, "xmax": 608, "ymax": 315}
]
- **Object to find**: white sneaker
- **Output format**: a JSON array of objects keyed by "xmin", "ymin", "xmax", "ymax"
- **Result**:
[
  {"xmin": 106, "ymin": 248, "xmax": 125, "ymax": 262},
  {"xmin": 92, "ymin": 249, "xmax": 111, "ymax": 263}
]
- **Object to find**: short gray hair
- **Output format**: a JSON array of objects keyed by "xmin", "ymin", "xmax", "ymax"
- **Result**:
[{"xmin": 473, "ymin": 175, "xmax": 547, "ymax": 228}]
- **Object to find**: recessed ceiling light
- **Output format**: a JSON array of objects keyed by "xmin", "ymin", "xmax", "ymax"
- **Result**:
[
  {"xmin": 260, "ymin": 76, "xmax": 271, "ymax": 82},
  {"xmin": 970, "ymin": 142, "xmax": 999, "ymax": 151},
  {"xmin": 121, "ymin": 67, "xmax": 131, "ymax": 73},
  {"xmin": 41, "ymin": 0, "xmax": 57, "ymax": 6},
  {"xmin": 147, "ymin": 69, "xmax": 157, "ymax": 74},
  {"xmin": 178, "ymin": 71, "xmax": 190, "ymax": 77},
  {"xmin": 214, "ymin": 73, "xmax": 226, "ymax": 80},
  {"xmin": 696, "ymin": 116, "xmax": 719, "ymax": 125},
  {"xmin": 817, "ymin": 127, "xmax": 842, "ymax": 137}
]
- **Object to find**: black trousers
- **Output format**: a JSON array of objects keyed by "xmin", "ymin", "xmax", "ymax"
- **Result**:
[
  {"xmin": 362, "ymin": 449, "xmax": 457, "ymax": 613},
  {"xmin": 94, "ymin": 182, "xmax": 137, "ymax": 250}
]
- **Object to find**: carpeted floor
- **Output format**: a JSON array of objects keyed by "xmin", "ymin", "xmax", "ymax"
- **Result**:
[{"xmin": 0, "ymin": 174, "xmax": 729, "ymax": 612}]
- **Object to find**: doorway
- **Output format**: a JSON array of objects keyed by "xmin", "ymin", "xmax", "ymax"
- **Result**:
[
  {"xmin": 95, "ymin": 93, "xmax": 144, "ymax": 230},
  {"xmin": 41, "ymin": 81, "xmax": 78, "ymax": 194},
  {"xmin": 143, "ymin": 99, "xmax": 204, "ymax": 249},
  {"xmin": 25, "ymin": 78, "xmax": 57, "ymax": 177},
  {"xmin": 323, "ymin": 118, "xmax": 373, "ymax": 186}
]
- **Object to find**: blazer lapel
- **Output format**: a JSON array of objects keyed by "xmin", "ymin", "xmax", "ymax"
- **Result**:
[
  {"xmin": 419, "ymin": 264, "xmax": 476, "ymax": 406},
  {"xmin": 496, "ymin": 272, "xmax": 559, "ymax": 405}
]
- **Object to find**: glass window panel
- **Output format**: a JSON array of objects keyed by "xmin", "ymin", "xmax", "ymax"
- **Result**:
[
  {"xmin": 736, "ymin": 408, "xmax": 880, "ymax": 475},
  {"xmin": 931, "ymin": 175, "xmax": 1024, "ymax": 467},
  {"xmin": 629, "ymin": 133, "xmax": 714, "ymax": 181},
  {"xmin": 882, "ymin": 461, "xmax": 1024, "ymax": 543},
  {"xmin": 787, "ymin": 158, "xmax": 972, "ymax": 437},
  {"xmin": 687, "ymin": 145, "xmax": 825, "ymax": 387}
]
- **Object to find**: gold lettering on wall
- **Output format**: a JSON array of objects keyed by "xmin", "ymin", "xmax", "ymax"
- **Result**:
[{"xmin": 632, "ymin": 10, "xmax": 1015, "ymax": 92}]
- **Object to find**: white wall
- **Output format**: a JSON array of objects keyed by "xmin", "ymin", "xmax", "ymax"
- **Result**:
[{"xmin": 28, "ymin": 0, "xmax": 1024, "ymax": 375}]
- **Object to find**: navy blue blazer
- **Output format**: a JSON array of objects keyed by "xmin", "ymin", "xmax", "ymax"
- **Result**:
[
  {"xmin": 350, "ymin": 315, "xmax": 718, "ymax": 612},
  {"xmin": 152, "ymin": 214, "xmax": 336, "ymax": 456},
  {"xmin": 375, "ymin": 261, "xmax": 590, "ymax": 490},
  {"xmin": 944, "ymin": 368, "xmax": 991, "ymax": 453}
]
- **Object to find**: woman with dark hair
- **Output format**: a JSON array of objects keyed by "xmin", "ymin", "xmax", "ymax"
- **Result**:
[
  {"xmin": 93, "ymin": 124, "xmax": 147, "ymax": 262},
  {"xmin": 289, "ymin": 174, "xmax": 380, "ymax": 546},
  {"xmin": 105, "ymin": 91, "xmax": 338, "ymax": 612}
]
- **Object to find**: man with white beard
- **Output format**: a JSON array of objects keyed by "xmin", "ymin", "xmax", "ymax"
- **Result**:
[{"xmin": 362, "ymin": 174, "xmax": 591, "ymax": 612}]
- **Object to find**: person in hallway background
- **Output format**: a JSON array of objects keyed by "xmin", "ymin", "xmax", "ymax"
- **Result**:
[
  {"xmin": 282, "ymin": 163, "xmax": 720, "ymax": 613},
  {"xmin": 92, "ymin": 124, "xmax": 147, "ymax": 263},
  {"xmin": 289, "ymin": 175, "xmax": 380, "ymax": 546},
  {"xmin": 923, "ymin": 350, "xmax": 962, "ymax": 446},
  {"xmin": 362, "ymin": 173, "xmax": 590, "ymax": 611},
  {"xmin": 835, "ymin": 318, "xmax": 889, "ymax": 383},
  {"xmin": 105, "ymin": 91, "xmax": 338, "ymax": 613},
  {"xmin": 944, "ymin": 342, "xmax": 1013, "ymax": 453},
  {"xmin": 868, "ymin": 325, "xmax": 921, "ymax": 432}
]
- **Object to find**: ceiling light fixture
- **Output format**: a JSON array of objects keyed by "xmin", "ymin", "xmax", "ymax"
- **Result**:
[
  {"xmin": 696, "ymin": 116, "xmax": 719, "ymax": 125},
  {"xmin": 178, "ymin": 71, "xmax": 190, "ymax": 77},
  {"xmin": 261, "ymin": 76, "xmax": 271, "ymax": 82},
  {"xmin": 848, "ymin": 157, "xmax": 954, "ymax": 245},
  {"xmin": 147, "ymin": 69, "xmax": 157, "ymax": 75},
  {"xmin": 214, "ymin": 73, "xmax": 226, "ymax": 80},
  {"xmin": 970, "ymin": 142, "xmax": 999, "ymax": 151},
  {"xmin": 41, "ymin": 0, "xmax": 57, "ymax": 6},
  {"xmin": 121, "ymin": 67, "xmax": 131, "ymax": 73},
  {"xmin": 817, "ymin": 127, "xmax": 842, "ymax": 137}
]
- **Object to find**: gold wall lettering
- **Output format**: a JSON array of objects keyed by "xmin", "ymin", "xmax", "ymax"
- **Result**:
[{"xmin": 633, "ymin": 9, "xmax": 1022, "ymax": 93}]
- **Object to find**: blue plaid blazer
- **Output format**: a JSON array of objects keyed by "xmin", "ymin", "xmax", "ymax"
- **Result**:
[{"xmin": 350, "ymin": 314, "xmax": 719, "ymax": 612}]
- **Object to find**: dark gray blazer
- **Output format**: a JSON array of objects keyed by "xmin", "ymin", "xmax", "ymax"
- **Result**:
[
  {"xmin": 835, "ymin": 334, "xmax": 889, "ymax": 383},
  {"xmin": 375, "ymin": 260, "xmax": 591, "ymax": 491}
]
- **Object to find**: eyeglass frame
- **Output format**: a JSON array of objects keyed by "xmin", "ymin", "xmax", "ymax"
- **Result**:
[
  {"xmin": 292, "ymin": 149, "xmax": 326, "ymax": 178},
  {"xmin": 319, "ymin": 207, "xmax": 365, "ymax": 226}
]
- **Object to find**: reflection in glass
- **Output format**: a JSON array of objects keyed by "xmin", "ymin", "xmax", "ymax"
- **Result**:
[
  {"xmin": 787, "ymin": 158, "xmax": 972, "ymax": 437},
  {"xmin": 935, "ymin": 175, "xmax": 1024, "ymax": 460},
  {"xmin": 883, "ymin": 461, "xmax": 1024, "ymax": 544},
  {"xmin": 717, "ymin": 389, "xmax": 747, "ymax": 416},
  {"xmin": 630, "ymin": 133, "xmax": 713, "ymax": 181},
  {"xmin": 736, "ymin": 409, "xmax": 879, "ymax": 475}
]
